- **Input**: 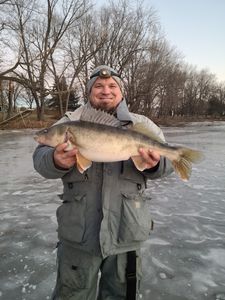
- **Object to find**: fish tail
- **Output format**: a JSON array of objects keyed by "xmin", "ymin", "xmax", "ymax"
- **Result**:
[{"xmin": 172, "ymin": 148, "xmax": 204, "ymax": 181}]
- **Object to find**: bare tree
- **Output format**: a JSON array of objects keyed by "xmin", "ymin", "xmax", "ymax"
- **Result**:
[
  {"xmin": 207, "ymin": 82, "xmax": 225, "ymax": 116},
  {"xmin": 182, "ymin": 67, "xmax": 215, "ymax": 116},
  {"xmin": 90, "ymin": 0, "xmax": 156, "ymax": 71},
  {"xmin": 1, "ymin": 0, "xmax": 223, "ymax": 121},
  {"xmin": 124, "ymin": 37, "xmax": 184, "ymax": 117},
  {"xmin": 0, "ymin": 0, "xmax": 91, "ymax": 120},
  {"xmin": 47, "ymin": 11, "xmax": 107, "ymax": 115}
]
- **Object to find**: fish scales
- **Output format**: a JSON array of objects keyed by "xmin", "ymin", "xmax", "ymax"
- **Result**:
[
  {"xmin": 55, "ymin": 121, "xmax": 173, "ymax": 161},
  {"xmin": 34, "ymin": 107, "xmax": 204, "ymax": 181}
]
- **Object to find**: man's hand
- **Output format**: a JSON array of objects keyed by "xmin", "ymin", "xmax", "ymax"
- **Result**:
[
  {"xmin": 53, "ymin": 143, "xmax": 78, "ymax": 170},
  {"xmin": 138, "ymin": 148, "xmax": 160, "ymax": 170}
]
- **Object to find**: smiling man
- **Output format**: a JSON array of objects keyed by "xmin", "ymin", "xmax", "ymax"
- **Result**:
[
  {"xmin": 33, "ymin": 65, "xmax": 172, "ymax": 300},
  {"xmin": 87, "ymin": 67, "xmax": 123, "ymax": 112}
]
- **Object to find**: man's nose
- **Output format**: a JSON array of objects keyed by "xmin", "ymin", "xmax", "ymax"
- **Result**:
[{"xmin": 101, "ymin": 86, "xmax": 111, "ymax": 94}]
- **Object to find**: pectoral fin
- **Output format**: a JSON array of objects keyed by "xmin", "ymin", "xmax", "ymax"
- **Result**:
[
  {"xmin": 131, "ymin": 155, "xmax": 147, "ymax": 172},
  {"xmin": 64, "ymin": 140, "xmax": 76, "ymax": 151},
  {"xmin": 64, "ymin": 130, "xmax": 76, "ymax": 151},
  {"xmin": 76, "ymin": 152, "xmax": 92, "ymax": 174}
]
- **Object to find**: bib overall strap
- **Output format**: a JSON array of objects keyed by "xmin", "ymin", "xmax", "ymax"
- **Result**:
[{"xmin": 126, "ymin": 251, "xmax": 137, "ymax": 300}]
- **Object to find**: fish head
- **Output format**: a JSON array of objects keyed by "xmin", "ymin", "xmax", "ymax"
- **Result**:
[{"xmin": 34, "ymin": 124, "xmax": 67, "ymax": 147}]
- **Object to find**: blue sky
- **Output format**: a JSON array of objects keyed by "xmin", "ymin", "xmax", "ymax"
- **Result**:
[
  {"xmin": 148, "ymin": 0, "xmax": 225, "ymax": 82},
  {"xmin": 97, "ymin": 0, "xmax": 225, "ymax": 83}
]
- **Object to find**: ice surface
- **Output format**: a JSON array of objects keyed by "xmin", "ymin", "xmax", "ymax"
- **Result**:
[{"xmin": 0, "ymin": 122, "xmax": 225, "ymax": 299}]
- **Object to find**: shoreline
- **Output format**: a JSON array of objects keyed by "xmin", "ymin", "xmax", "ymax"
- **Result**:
[{"xmin": 1, "ymin": 113, "xmax": 225, "ymax": 130}]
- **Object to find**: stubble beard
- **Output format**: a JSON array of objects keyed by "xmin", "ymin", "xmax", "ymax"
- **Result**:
[{"xmin": 90, "ymin": 102, "xmax": 116, "ymax": 113}]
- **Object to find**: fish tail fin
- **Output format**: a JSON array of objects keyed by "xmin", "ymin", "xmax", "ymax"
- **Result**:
[{"xmin": 172, "ymin": 148, "xmax": 204, "ymax": 181}]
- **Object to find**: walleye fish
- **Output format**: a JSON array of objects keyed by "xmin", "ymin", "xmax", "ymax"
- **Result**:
[{"xmin": 34, "ymin": 107, "xmax": 203, "ymax": 181}]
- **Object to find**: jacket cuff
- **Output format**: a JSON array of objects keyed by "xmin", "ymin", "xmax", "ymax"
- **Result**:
[{"xmin": 33, "ymin": 145, "xmax": 72, "ymax": 179}]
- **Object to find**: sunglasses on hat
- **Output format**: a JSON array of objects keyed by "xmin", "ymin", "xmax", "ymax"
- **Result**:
[{"xmin": 90, "ymin": 68, "xmax": 121, "ymax": 79}]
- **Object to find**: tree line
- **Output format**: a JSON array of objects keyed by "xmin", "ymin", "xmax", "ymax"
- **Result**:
[{"xmin": 0, "ymin": 0, "xmax": 224, "ymax": 121}]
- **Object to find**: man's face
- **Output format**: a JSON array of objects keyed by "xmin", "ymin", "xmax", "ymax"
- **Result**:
[{"xmin": 89, "ymin": 77, "xmax": 123, "ymax": 112}]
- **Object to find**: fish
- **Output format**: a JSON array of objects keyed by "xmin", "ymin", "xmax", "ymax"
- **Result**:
[{"xmin": 34, "ymin": 107, "xmax": 204, "ymax": 181}]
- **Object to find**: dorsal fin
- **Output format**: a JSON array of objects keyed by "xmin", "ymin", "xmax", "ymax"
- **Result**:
[
  {"xmin": 131, "ymin": 123, "xmax": 164, "ymax": 143},
  {"xmin": 80, "ymin": 106, "xmax": 121, "ymax": 127}
]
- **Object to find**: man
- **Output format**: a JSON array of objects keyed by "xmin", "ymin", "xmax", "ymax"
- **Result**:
[{"xmin": 33, "ymin": 65, "xmax": 172, "ymax": 300}]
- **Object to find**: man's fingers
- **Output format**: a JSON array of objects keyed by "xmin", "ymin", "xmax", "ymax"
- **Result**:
[
  {"xmin": 55, "ymin": 143, "xmax": 78, "ymax": 155},
  {"xmin": 139, "ymin": 148, "xmax": 160, "ymax": 161},
  {"xmin": 53, "ymin": 143, "xmax": 78, "ymax": 169},
  {"xmin": 139, "ymin": 148, "xmax": 149, "ymax": 161},
  {"xmin": 55, "ymin": 143, "xmax": 69, "ymax": 153},
  {"xmin": 147, "ymin": 150, "xmax": 160, "ymax": 162},
  {"xmin": 138, "ymin": 148, "xmax": 160, "ymax": 169}
]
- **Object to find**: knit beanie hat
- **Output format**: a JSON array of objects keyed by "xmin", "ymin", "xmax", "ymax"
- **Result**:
[{"xmin": 87, "ymin": 65, "xmax": 124, "ymax": 95}]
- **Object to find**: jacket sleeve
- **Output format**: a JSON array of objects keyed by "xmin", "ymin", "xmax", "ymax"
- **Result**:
[
  {"xmin": 33, "ymin": 114, "xmax": 74, "ymax": 179},
  {"xmin": 33, "ymin": 145, "xmax": 72, "ymax": 179}
]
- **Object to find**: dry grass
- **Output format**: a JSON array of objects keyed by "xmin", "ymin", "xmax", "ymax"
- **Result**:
[
  {"xmin": 1, "ymin": 109, "xmax": 225, "ymax": 130},
  {"xmin": 0, "ymin": 109, "xmax": 59, "ymax": 130},
  {"xmin": 152, "ymin": 115, "xmax": 225, "ymax": 127}
]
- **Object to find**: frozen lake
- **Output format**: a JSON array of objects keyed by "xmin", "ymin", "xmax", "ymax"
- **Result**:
[{"xmin": 0, "ymin": 122, "xmax": 225, "ymax": 300}]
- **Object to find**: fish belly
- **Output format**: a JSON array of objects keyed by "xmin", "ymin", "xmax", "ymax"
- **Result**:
[
  {"xmin": 75, "ymin": 129, "xmax": 140, "ymax": 163},
  {"xmin": 79, "ymin": 148, "xmax": 132, "ymax": 162}
]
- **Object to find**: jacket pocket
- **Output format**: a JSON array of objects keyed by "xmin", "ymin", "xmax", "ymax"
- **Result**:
[
  {"xmin": 118, "ymin": 193, "xmax": 152, "ymax": 243},
  {"xmin": 120, "ymin": 159, "xmax": 146, "ymax": 194},
  {"xmin": 56, "ymin": 193, "xmax": 86, "ymax": 243}
]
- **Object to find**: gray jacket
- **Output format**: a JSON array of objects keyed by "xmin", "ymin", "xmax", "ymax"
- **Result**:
[{"xmin": 33, "ymin": 100, "xmax": 172, "ymax": 258}]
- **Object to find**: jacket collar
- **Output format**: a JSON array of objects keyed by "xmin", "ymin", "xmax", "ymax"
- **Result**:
[{"xmin": 116, "ymin": 99, "xmax": 133, "ymax": 125}]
